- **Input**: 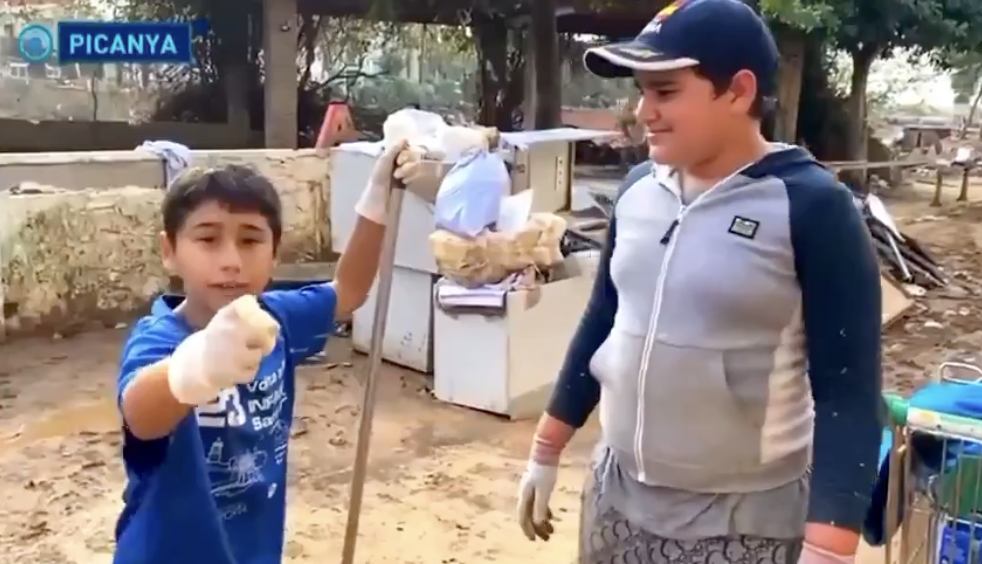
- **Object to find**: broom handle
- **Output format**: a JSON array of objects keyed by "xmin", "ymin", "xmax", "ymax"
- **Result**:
[{"xmin": 340, "ymin": 179, "xmax": 406, "ymax": 564}]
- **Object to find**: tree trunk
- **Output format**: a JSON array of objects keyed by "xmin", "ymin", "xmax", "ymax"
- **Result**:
[
  {"xmin": 502, "ymin": 32, "xmax": 528, "ymax": 131},
  {"xmin": 966, "ymin": 71, "xmax": 982, "ymax": 139},
  {"xmin": 847, "ymin": 45, "xmax": 878, "ymax": 161},
  {"xmin": 529, "ymin": 0, "xmax": 561, "ymax": 129},
  {"xmin": 140, "ymin": 64, "xmax": 150, "ymax": 89},
  {"xmin": 773, "ymin": 25, "xmax": 805, "ymax": 143},
  {"xmin": 473, "ymin": 16, "xmax": 525, "ymax": 131},
  {"xmin": 213, "ymin": 3, "xmax": 250, "ymax": 133},
  {"xmin": 224, "ymin": 64, "xmax": 251, "ymax": 134},
  {"xmin": 474, "ymin": 16, "xmax": 507, "ymax": 128},
  {"xmin": 89, "ymin": 76, "xmax": 99, "ymax": 121}
]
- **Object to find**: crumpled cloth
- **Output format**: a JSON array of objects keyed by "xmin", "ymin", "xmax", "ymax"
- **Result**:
[{"xmin": 137, "ymin": 140, "xmax": 193, "ymax": 187}]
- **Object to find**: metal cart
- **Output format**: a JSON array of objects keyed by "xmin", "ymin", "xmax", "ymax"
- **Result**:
[{"xmin": 883, "ymin": 360, "xmax": 982, "ymax": 564}]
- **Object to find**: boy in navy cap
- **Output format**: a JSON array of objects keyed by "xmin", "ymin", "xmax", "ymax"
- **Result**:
[{"xmin": 515, "ymin": 1, "xmax": 882, "ymax": 563}]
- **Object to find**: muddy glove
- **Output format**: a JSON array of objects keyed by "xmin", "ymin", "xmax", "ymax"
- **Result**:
[
  {"xmin": 355, "ymin": 139, "xmax": 409, "ymax": 225},
  {"xmin": 168, "ymin": 295, "xmax": 280, "ymax": 405},
  {"xmin": 517, "ymin": 456, "xmax": 558, "ymax": 541},
  {"xmin": 393, "ymin": 145, "xmax": 445, "ymax": 202},
  {"xmin": 393, "ymin": 127, "xmax": 500, "ymax": 201},
  {"xmin": 517, "ymin": 415, "xmax": 574, "ymax": 541}
]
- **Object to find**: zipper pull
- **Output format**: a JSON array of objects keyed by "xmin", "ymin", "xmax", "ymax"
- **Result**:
[
  {"xmin": 660, "ymin": 208, "xmax": 685, "ymax": 245},
  {"xmin": 660, "ymin": 219, "xmax": 679, "ymax": 245}
]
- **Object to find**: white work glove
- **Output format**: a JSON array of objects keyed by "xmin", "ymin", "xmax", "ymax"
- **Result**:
[
  {"xmin": 516, "ymin": 460, "xmax": 559, "ymax": 541},
  {"xmin": 798, "ymin": 542, "xmax": 855, "ymax": 564},
  {"xmin": 168, "ymin": 295, "xmax": 280, "ymax": 405},
  {"xmin": 355, "ymin": 139, "xmax": 409, "ymax": 225},
  {"xmin": 391, "ymin": 145, "xmax": 447, "ymax": 203},
  {"xmin": 391, "ymin": 127, "xmax": 499, "ymax": 202}
]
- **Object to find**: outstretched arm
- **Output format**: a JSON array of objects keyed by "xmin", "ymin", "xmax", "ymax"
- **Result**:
[{"xmin": 791, "ymin": 180, "xmax": 882, "ymax": 556}]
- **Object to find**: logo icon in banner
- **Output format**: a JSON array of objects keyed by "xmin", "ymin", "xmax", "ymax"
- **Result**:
[{"xmin": 18, "ymin": 24, "xmax": 54, "ymax": 63}]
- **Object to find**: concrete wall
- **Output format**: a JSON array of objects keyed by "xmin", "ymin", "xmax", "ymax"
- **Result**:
[
  {"xmin": 0, "ymin": 119, "xmax": 261, "ymax": 152},
  {"xmin": 0, "ymin": 149, "xmax": 331, "ymax": 339},
  {"xmin": 0, "ymin": 78, "xmax": 140, "ymax": 122}
]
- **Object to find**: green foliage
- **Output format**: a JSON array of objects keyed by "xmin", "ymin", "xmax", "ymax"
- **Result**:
[
  {"xmin": 107, "ymin": 0, "xmax": 982, "ymax": 145},
  {"xmin": 759, "ymin": 0, "xmax": 838, "ymax": 31},
  {"xmin": 822, "ymin": 0, "xmax": 982, "ymax": 57},
  {"xmin": 950, "ymin": 52, "xmax": 982, "ymax": 96}
]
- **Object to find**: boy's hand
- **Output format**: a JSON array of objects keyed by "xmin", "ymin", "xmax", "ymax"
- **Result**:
[
  {"xmin": 355, "ymin": 139, "xmax": 409, "ymax": 225},
  {"xmin": 516, "ymin": 460, "xmax": 558, "ymax": 541},
  {"xmin": 516, "ymin": 426, "xmax": 568, "ymax": 542},
  {"xmin": 168, "ymin": 295, "xmax": 280, "ymax": 405},
  {"xmin": 393, "ymin": 146, "xmax": 445, "ymax": 202}
]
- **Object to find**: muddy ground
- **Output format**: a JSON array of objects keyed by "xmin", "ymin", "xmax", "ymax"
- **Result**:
[{"xmin": 1, "ymin": 181, "xmax": 981, "ymax": 564}]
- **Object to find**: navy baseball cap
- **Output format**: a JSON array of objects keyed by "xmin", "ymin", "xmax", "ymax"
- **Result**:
[{"xmin": 584, "ymin": 0, "xmax": 779, "ymax": 96}]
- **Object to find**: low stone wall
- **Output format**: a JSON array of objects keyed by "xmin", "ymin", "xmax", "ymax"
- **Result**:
[{"xmin": 0, "ymin": 149, "xmax": 331, "ymax": 339}]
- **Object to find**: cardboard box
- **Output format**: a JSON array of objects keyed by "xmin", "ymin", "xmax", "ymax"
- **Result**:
[{"xmin": 432, "ymin": 254, "xmax": 598, "ymax": 419}]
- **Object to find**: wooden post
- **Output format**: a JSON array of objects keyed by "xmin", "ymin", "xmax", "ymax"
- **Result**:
[
  {"xmin": 262, "ymin": 0, "xmax": 298, "ymax": 148},
  {"xmin": 932, "ymin": 169, "xmax": 944, "ymax": 207},
  {"xmin": 958, "ymin": 166, "xmax": 971, "ymax": 201}
]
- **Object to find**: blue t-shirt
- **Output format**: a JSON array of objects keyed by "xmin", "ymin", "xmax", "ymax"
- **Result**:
[{"xmin": 113, "ymin": 284, "xmax": 337, "ymax": 564}]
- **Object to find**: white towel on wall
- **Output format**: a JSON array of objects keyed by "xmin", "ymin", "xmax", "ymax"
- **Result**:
[{"xmin": 137, "ymin": 140, "xmax": 193, "ymax": 187}]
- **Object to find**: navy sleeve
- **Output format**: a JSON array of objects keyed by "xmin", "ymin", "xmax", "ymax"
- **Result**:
[
  {"xmin": 789, "ymin": 174, "xmax": 882, "ymax": 533},
  {"xmin": 117, "ymin": 316, "xmax": 185, "ymax": 467},
  {"xmin": 546, "ymin": 161, "xmax": 652, "ymax": 428},
  {"xmin": 262, "ymin": 283, "xmax": 337, "ymax": 364}
]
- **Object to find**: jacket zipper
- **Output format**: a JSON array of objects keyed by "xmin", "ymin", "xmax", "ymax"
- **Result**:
[
  {"xmin": 631, "ymin": 167, "xmax": 747, "ymax": 482},
  {"xmin": 633, "ymin": 204, "xmax": 686, "ymax": 481}
]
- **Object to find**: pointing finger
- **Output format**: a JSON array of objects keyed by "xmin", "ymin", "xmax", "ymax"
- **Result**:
[
  {"xmin": 244, "ymin": 325, "xmax": 279, "ymax": 355},
  {"xmin": 235, "ymin": 348, "xmax": 263, "ymax": 377}
]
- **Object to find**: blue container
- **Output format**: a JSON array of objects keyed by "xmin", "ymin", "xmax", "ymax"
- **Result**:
[{"xmin": 938, "ymin": 519, "xmax": 982, "ymax": 564}]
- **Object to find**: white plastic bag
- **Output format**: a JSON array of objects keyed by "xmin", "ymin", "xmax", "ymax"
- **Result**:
[
  {"xmin": 434, "ymin": 150, "xmax": 510, "ymax": 238},
  {"xmin": 437, "ymin": 126, "xmax": 493, "ymax": 161},
  {"xmin": 382, "ymin": 108, "xmax": 492, "ymax": 161},
  {"xmin": 382, "ymin": 109, "xmax": 446, "ymax": 150}
]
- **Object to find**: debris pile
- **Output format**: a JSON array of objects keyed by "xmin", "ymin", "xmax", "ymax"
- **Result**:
[
  {"xmin": 572, "ymin": 187, "xmax": 947, "ymax": 295},
  {"xmin": 859, "ymin": 193, "xmax": 946, "ymax": 290}
]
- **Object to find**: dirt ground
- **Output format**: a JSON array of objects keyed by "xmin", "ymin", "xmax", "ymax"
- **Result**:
[{"xmin": 2, "ymin": 180, "xmax": 982, "ymax": 564}]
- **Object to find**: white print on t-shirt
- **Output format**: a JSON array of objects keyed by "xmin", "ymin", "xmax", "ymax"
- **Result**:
[
  {"xmin": 204, "ymin": 437, "xmax": 269, "ymax": 498},
  {"xmin": 196, "ymin": 362, "xmax": 287, "ymax": 434},
  {"xmin": 220, "ymin": 501, "xmax": 248, "ymax": 521},
  {"xmin": 194, "ymin": 356, "xmax": 292, "ymax": 516}
]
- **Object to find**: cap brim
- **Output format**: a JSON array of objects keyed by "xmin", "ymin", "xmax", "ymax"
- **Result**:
[{"xmin": 583, "ymin": 42, "xmax": 699, "ymax": 78}]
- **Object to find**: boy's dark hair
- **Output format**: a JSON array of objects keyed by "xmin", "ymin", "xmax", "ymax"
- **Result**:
[
  {"xmin": 693, "ymin": 65, "xmax": 772, "ymax": 120},
  {"xmin": 162, "ymin": 164, "xmax": 283, "ymax": 246}
]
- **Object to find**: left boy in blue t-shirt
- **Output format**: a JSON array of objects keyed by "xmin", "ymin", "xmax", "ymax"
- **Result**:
[{"xmin": 113, "ymin": 141, "xmax": 413, "ymax": 564}]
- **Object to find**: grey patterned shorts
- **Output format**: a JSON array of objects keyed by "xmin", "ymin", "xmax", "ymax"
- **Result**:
[{"xmin": 578, "ymin": 460, "xmax": 803, "ymax": 564}]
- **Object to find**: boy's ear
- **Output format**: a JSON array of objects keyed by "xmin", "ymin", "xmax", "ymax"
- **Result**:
[
  {"xmin": 727, "ymin": 69, "xmax": 758, "ymax": 115},
  {"xmin": 159, "ymin": 231, "xmax": 176, "ymax": 272}
]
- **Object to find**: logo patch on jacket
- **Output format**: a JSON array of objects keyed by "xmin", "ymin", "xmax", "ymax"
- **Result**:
[{"xmin": 728, "ymin": 216, "xmax": 759, "ymax": 239}]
